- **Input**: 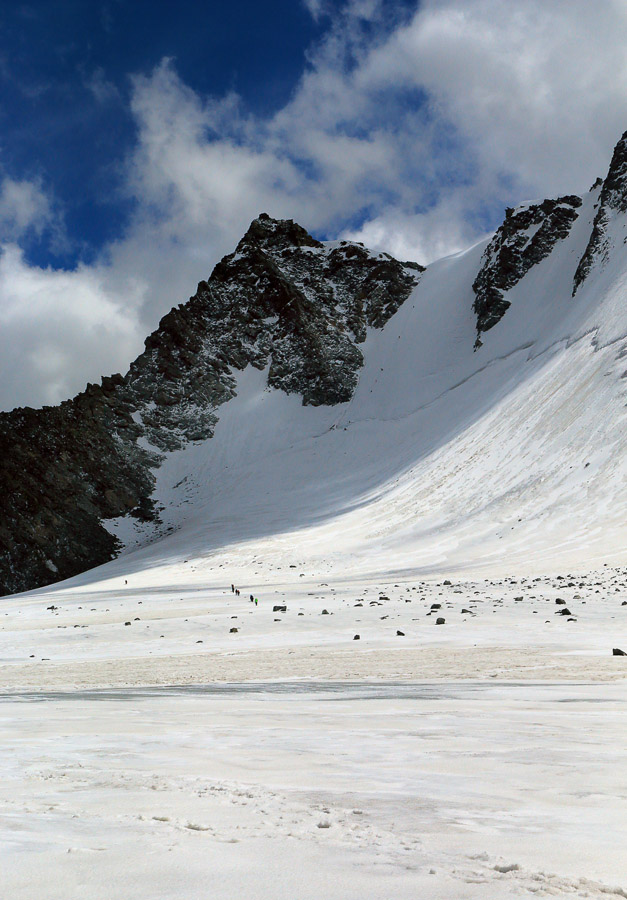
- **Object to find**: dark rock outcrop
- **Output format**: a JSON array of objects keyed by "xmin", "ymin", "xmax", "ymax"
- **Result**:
[
  {"xmin": 0, "ymin": 384, "xmax": 159, "ymax": 596},
  {"xmin": 472, "ymin": 196, "xmax": 582, "ymax": 343},
  {"xmin": 573, "ymin": 130, "xmax": 627, "ymax": 294},
  {"xmin": 0, "ymin": 215, "xmax": 422, "ymax": 596}
]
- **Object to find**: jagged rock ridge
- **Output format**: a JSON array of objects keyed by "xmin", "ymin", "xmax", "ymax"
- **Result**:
[
  {"xmin": 472, "ymin": 195, "xmax": 582, "ymax": 343},
  {"xmin": 0, "ymin": 215, "xmax": 422, "ymax": 595},
  {"xmin": 573, "ymin": 130, "xmax": 627, "ymax": 294}
]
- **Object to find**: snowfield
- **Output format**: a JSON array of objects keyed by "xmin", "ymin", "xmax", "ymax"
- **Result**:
[
  {"xmin": 2, "ymin": 682, "xmax": 626, "ymax": 900},
  {"xmin": 2, "ymin": 185, "xmax": 626, "ymax": 897}
]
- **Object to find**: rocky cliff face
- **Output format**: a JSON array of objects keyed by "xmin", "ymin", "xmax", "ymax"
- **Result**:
[
  {"xmin": 0, "ymin": 215, "xmax": 422, "ymax": 595},
  {"xmin": 573, "ymin": 130, "xmax": 627, "ymax": 294},
  {"xmin": 123, "ymin": 214, "xmax": 422, "ymax": 450},
  {"xmin": 472, "ymin": 195, "xmax": 582, "ymax": 344}
]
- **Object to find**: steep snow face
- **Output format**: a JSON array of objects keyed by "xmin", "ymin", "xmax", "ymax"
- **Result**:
[{"xmin": 101, "ymin": 184, "xmax": 627, "ymax": 584}]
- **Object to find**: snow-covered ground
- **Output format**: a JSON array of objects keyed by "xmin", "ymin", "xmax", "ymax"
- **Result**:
[
  {"xmin": 2, "ymin": 187, "xmax": 627, "ymax": 897},
  {"xmin": 2, "ymin": 681, "xmax": 626, "ymax": 900}
]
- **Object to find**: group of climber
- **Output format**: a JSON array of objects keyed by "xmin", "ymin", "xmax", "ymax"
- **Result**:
[{"xmin": 231, "ymin": 583, "xmax": 258, "ymax": 606}]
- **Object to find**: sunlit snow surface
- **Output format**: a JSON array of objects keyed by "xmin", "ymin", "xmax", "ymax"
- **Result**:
[{"xmin": 2, "ymin": 189, "xmax": 626, "ymax": 898}]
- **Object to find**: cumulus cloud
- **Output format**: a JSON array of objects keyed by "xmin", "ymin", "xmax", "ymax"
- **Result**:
[
  {"xmin": 0, "ymin": 177, "xmax": 55, "ymax": 241},
  {"xmin": 0, "ymin": 244, "xmax": 145, "ymax": 410},
  {"xmin": 3, "ymin": 0, "xmax": 627, "ymax": 410},
  {"xmin": 359, "ymin": 0, "xmax": 627, "ymax": 193}
]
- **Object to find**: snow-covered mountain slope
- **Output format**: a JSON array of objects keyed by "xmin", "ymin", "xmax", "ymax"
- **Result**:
[
  {"xmin": 99, "ymin": 183, "xmax": 626, "ymax": 586},
  {"xmin": 4, "ymin": 133, "xmax": 627, "ymax": 598}
]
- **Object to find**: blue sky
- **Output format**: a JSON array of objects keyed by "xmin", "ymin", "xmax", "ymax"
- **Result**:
[
  {"xmin": 2, "ymin": 0, "xmax": 627, "ymax": 410},
  {"xmin": 0, "ymin": 0, "xmax": 331, "ymax": 267}
]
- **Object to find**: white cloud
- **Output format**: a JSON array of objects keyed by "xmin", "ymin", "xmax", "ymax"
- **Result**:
[
  {"xmin": 3, "ymin": 1, "xmax": 627, "ymax": 410},
  {"xmin": 302, "ymin": 0, "xmax": 328, "ymax": 21},
  {"xmin": 359, "ymin": 0, "xmax": 627, "ymax": 193},
  {"xmin": 342, "ymin": 198, "xmax": 489, "ymax": 265},
  {"xmin": 0, "ymin": 177, "xmax": 55, "ymax": 241},
  {"xmin": 0, "ymin": 244, "xmax": 145, "ymax": 410}
]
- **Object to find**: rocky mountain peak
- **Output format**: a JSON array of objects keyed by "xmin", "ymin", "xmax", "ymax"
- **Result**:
[
  {"xmin": 236, "ymin": 212, "xmax": 324, "ymax": 254},
  {"xmin": 0, "ymin": 216, "xmax": 422, "ymax": 596},
  {"xmin": 124, "ymin": 215, "xmax": 422, "ymax": 440}
]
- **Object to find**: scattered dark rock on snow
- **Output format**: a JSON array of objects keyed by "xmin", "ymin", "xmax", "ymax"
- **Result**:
[
  {"xmin": 229, "ymin": 627, "xmax": 239, "ymax": 634},
  {"xmin": 396, "ymin": 630, "xmax": 405, "ymax": 636},
  {"xmin": 612, "ymin": 647, "xmax": 627, "ymax": 656},
  {"xmin": 353, "ymin": 634, "xmax": 360, "ymax": 640},
  {"xmin": 273, "ymin": 605, "xmax": 287, "ymax": 613},
  {"xmin": 435, "ymin": 617, "xmax": 446, "ymax": 625}
]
